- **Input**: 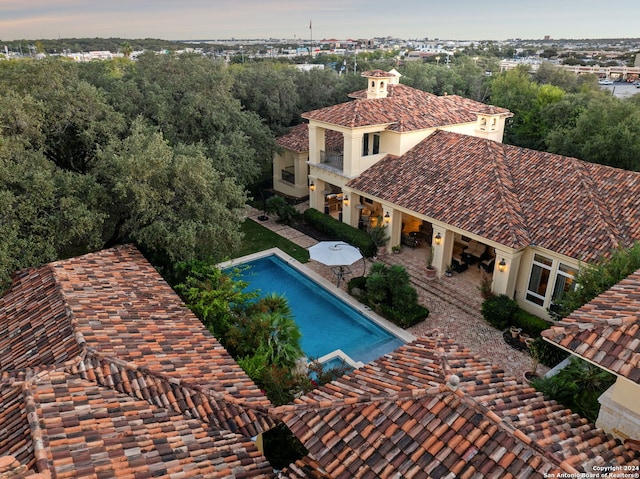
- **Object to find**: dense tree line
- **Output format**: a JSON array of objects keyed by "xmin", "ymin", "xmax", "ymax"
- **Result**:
[
  {"xmin": 0, "ymin": 55, "xmax": 263, "ymax": 285},
  {"xmin": 489, "ymin": 64, "xmax": 640, "ymax": 169},
  {"xmin": 0, "ymin": 54, "xmax": 368, "ymax": 286}
]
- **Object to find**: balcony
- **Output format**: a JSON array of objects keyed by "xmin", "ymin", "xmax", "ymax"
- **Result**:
[{"xmin": 320, "ymin": 150, "xmax": 344, "ymax": 171}]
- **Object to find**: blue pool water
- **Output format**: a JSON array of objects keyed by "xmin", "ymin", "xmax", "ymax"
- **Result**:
[{"xmin": 229, "ymin": 255, "xmax": 405, "ymax": 364}]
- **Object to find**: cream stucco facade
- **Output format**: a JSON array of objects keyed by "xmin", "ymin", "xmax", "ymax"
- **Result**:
[{"xmin": 273, "ymin": 69, "xmax": 579, "ymax": 321}]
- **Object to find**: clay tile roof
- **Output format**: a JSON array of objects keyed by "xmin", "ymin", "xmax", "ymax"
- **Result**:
[
  {"xmin": 276, "ymin": 124, "xmax": 341, "ymax": 154},
  {"xmin": 0, "ymin": 245, "xmax": 275, "ymax": 478},
  {"xmin": 348, "ymin": 130, "xmax": 640, "ymax": 260},
  {"xmin": 274, "ymin": 334, "xmax": 640, "ymax": 477},
  {"xmin": 542, "ymin": 269, "xmax": 640, "ymax": 383},
  {"xmin": 276, "ymin": 123, "xmax": 309, "ymax": 152},
  {"xmin": 361, "ymin": 69, "xmax": 395, "ymax": 78},
  {"xmin": 0, "ymin": 267, "xmax": 80, "ymax": 371},
  {"xmin": 304, "ymin": 83, "xmax": 510, "ymax": 131}
]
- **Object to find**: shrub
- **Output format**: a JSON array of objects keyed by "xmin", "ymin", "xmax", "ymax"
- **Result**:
[
  {"xmin": 512, "ymin": 309, "xmax": 552, "ymax": 337},
  {"xmin": 347, "ymin": 276, "xmax": 367, "ymax": 296},
  {"xmin": 380, "ymin": 303, "xmax": 429, "ymax": 328},
  {"xmin": 303, "ymin": 208, "xmax": 376, "ymax": 257},
  {"xmin": 481, "ymin": 294, "xmax": 519, "ymax": 330},
  {"xmin": 530, "ymin": 336, "xmax": 569, "ymax": 368},
  {"xmin": 352, "ymin": 262, "xmax": 429, "ymax": 328},
  {"xmin": 266, "ymin": 195, "xmax": 301, "ymax": 225},
  {"xmin": 531, "ymin": 357, "xmax": 615, "ymax": 422}
]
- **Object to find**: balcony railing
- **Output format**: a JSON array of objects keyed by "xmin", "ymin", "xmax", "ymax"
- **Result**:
[
  {"xmin": 320, "ymin": 150, "xmax": 344, "ymax": 171},
  {"xmin": 281, "ymin": 167, "xmax": 295, "ymax": 184}
]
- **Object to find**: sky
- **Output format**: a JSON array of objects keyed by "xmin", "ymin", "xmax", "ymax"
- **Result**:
[{"xmin": 0, "ymin": 0, "xmax": 637, "ymax": 42}]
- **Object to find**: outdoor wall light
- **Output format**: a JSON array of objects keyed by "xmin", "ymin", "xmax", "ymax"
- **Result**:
[
  {"xmin": 309, "ymin": 182, "xmax": 315, "ymax": 191},
  {"xmin": 498, "ymin": 258, "xmax": 507, "ymax": 272},
  {"xmin": 343, "ymin": 195, "xmax": 349, "ymax": 206},
  {"xmin": 384, "ymin": 212, "xmax": 391, "ymax": 223},
  {"xmin": 434, "ymin": 232, "xmax": 442, "ymax": 245}
]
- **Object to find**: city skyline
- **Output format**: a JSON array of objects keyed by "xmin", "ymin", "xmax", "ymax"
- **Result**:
[{"xmin": 1, "ymin": 0, "xmax": 638, "ymax": 43}]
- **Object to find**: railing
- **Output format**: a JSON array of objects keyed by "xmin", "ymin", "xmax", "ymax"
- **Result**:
[
  {"xmin": 320, "ymin": 150, "xmax": 344, "ymax": 171},
  {"xmin": 281, "ymin": 167, "xmax": 295, "ymax": 184}
]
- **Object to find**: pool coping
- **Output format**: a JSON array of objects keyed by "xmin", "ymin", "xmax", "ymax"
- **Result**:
[{"xmin": 218, "ymin": 248, "xmax": 416, "ymax": 348}]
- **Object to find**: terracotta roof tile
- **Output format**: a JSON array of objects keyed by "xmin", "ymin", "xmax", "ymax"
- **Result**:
[
  {"xmin": 276, "ymin": 124, "xmax": 342, "ymax": 154},
  {"xmin": 542, "ymin": 269, "xmax": 640, "ymax": 383},
  {"xmin": 304, "ymin": 83, "xmax": 510, "ymax": 131},
  {"xmin": 276, "ymin": 124, "xmax": 309, "ymax": 152},
  {"xmin": 274, "ymin": 334, "xmax": 640, "ymax": 477},
  {"xmin": 348, "ymin": 130, "xmax": 640, "ymax": 260},
  {"xmin": 0, "ymin": 245, "xmax": 275, "ymax": 478},
  {"xmin": 0, "ymin": 268, "xmax": 80, "ymax": 371}
]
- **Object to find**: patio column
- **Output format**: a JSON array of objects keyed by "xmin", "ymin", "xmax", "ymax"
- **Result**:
[
  {"xmin": 342, "ymin": 188, "xmax": 356, "ymax": 227},
  {"xmin": 308, "ymin": 177, "xmax": 325, "ymax": 211},
  {"xmin": 491, "ymin": 249, "xmax": 522, "ymax": 298},
  {"xmin": 343, "ymin": 130, "xmax": 363, "ymax": 177},
  {"xmin": 308, "ymin": 124, "xmax": 323, "ymax": 165},
  {"xmin": 385, "ymin": 207, "xmax": 401, "ymax": 250},
  {"xmin": 431, "ymin": 225, "xmax": 452, "ymax": 277}
]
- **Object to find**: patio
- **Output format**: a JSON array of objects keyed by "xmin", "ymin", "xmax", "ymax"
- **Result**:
[{"xmin": 245, "ymin": 207, "xmax": 544, "ymax": 379}]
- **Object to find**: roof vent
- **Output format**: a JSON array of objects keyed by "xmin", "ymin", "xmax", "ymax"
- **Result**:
[{"xmin": 446, "ymin": 374, "xmax": 460, "ymax": 391}]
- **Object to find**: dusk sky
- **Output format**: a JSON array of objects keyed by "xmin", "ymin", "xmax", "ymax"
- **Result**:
[{"xmin": 1, "ymin": 0, "xmax": 637, "ymax": 42}]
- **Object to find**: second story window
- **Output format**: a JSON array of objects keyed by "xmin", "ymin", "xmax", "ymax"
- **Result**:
[{"xmin": 363, "ymin": 133, "xmax": 381, "ymax": 156}]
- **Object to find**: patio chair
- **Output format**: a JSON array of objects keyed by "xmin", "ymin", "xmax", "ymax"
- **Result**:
[
  {"xmin": 479, "ymin": 257, "xmax": 495, "ymax": 274},
  {"xmin": 452, "ymin": 254, "xmax": 468, "ymax": 273},
  {"xmin": 464, "ymin": 240, "xmax": 486, "ymax": 263}
]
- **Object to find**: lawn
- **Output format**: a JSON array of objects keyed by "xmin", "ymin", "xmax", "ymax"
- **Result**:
[{"xmin": 236, "ymin": 219, "xmax": 310, "ymax": 263}]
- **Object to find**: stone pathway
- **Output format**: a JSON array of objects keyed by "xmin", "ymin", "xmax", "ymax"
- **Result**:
[{"xmin": 244, "ymin": 207, "xmax": 546, "ymax": 379}]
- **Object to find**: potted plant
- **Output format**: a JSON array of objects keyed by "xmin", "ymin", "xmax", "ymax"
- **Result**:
[
  {"xmin": 392, "ymin": 245, "xmax": 402, "ymax": 254},
  {"xmin": 445, "ymin": 264, "xmax": 454, "ymax": 277},
  {"xmin": 425, "ymin": 246, "xmax": 437, "ymax": 279},
  {"xmin": 509, "ymin": 326, "xmax": 522, "ymax": 339}
]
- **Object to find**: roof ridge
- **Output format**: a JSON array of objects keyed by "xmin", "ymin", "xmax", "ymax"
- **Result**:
[
  {"xmin": 569, "ymin": 158, "xmax": 624, "ymax": 252},
  {"xmin": 271, "ymin": 384, "xmax": 449, "ymax": 417},
  {"xmin": 21, "ymin": 380, "xmax": 50, "ymax": 475},
  {"xmin": 65, "ymin": 348, "xmax": 272, "ymax": 436},
  {"xmin": 484, "ymin": 139, "xmax": 531, "ymax": 247}
]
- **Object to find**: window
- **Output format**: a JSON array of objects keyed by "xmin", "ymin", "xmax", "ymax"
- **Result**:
[
  {"xmin": 552, "ymin": 263, "xmax": 576, "ymax": 302},
  {"xmin": 372, "ymin": 133, "xmax": 380, "ymax": 154},
  {"xmin": 526, "ymin": 254, "xmax": 552, "ymax": 306},
  {"xmin": 362, "ymin": 133, "xmax": 380, "ymax": 156}
]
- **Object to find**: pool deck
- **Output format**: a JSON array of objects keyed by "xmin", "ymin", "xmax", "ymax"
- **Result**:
[{"xmin": 245, "ymin": 207, "xmax": 546, "ymax": 379}]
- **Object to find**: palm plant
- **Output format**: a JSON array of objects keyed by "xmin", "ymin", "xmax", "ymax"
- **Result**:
[{"xmin": 264, "ymin": 311, "xmax": 303, "ymax": 368}]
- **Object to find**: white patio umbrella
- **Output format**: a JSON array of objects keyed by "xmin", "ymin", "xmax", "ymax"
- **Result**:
[{"xmin": 308, "ymin": 241, "xmax": 364, "ymax": 287}]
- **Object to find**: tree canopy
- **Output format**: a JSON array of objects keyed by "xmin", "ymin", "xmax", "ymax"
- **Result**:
[{"xmin": 0, "ymin": 56, "xmax": 267, "ymax": 285}]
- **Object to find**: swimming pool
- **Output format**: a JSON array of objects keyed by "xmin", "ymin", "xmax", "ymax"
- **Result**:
[{"xmin": 223, "ymin": 251, "xmax": 411, "ymax": 366}]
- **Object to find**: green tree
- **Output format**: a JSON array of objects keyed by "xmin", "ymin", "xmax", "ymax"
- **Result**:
[
  {"xmin": 120, "ymin": 41, "xmax": 133, "ymax": 58},
  {"xmin": 0, "ymin": 92, "xmax": 105, "ymax": 287},
  {"xmin": 231, "ymin": 62, "xmax": 300, "ymax": 134},
  {"xmin": 111, "ymin": 52, "xmax": 275, "ymax": 186},
  {"xmin": 95, "ymin": 119, "xmax": 247, "ymax": 265},
  {"xmin": 551, "ymin": 242, "xmax": 640, "ymax": 320},
  {"xmin": 544, "ymin": 92, "xmax": 640, "ymax": 170}
]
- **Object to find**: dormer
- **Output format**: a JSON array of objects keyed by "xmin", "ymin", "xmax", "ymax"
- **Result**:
[{"xmin": 362, "ymin": 69, "xmax": 399, "ymax": 99}]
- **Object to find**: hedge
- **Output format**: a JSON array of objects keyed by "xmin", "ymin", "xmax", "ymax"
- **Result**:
[
  {"xmin": 481, "ymin": 295, "xmax": 569, "ymax": 368},
  {"xmin": 303, "ymin": 208, "xmax": 376, "ymax": 257}
]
